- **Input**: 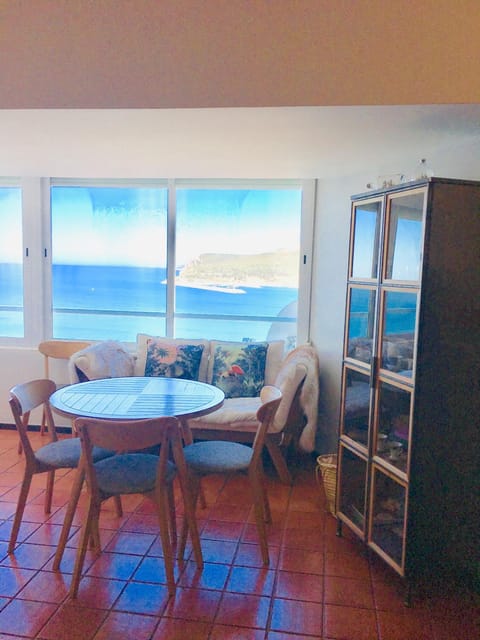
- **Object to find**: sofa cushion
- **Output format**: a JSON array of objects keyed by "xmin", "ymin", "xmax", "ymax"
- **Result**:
[
  {"xmin": 210, "ymin": 341, "xmax": 268, "ymax": 399},
  {"xmin": 144, "ymin": 338, "xmax": 205, "ymax": 380},
  {"xmin": 135, "ymin": 334, "xmax": 210, "ymax": 381},
  {"xmin": 206, "ymin": 339, "xmax": 285, "ymax": 386},
  {"xmin": 188, "ymin": 396, "xmax": 261, "ymax": 432}
]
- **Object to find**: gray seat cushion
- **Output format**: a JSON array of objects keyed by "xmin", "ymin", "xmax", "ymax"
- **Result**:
[
  {"xmin": 35, "ymin": 438, "xmax": 114, "ymax": 468},
  {"xmin": 183, "ymin": 441, "xmax": 253, "ymax": 474},
  {"xmin": 94, "ymin": 454, "xmax": 176, "ymax": 496}
]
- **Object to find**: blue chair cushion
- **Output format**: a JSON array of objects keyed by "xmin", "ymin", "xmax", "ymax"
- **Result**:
[
  {"xmin": 94, "ymin": 454, "xmax": 176, "ymax": 496},
  {"xmin": 183, "ymin": 441, "xmax": 253, "ymax": 474},
  {"xmin": 35, "ymin": 438, "xmax": 113, "ymax": 468}
]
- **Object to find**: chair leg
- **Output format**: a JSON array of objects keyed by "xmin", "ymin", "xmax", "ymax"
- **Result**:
[
  {"xmin": 154, "ymin": 487, "xmax": 176, "ymax": 597},
  {"xmin": 44, "ymin": 469, "xmax": 56, "ymax": 514},
  {"xmin": 40, "ymin": 407, "xmax": 48, "ymax": 437},
  {"xmin": 53, "ymin": 466, "xmax": 85, "ymax": 570},
  {"xmin": 250, "ymin": 472, "xmax": 270, "ymax": 566},
  {"xmin": 265, "ymin": 436, "xmax": 292, "ymax": 485},
  {"xmin": 178, "ymin": 477, "xmax": 200, "ymax": 561},
  {"xmin": 167, "ymin": 482, "xmax": 177, "ymax": 544},
  {"xmin": 113, "ymin": 496, "xmax": 123, "ymax": 518},
  {"xmin": 70, "ymin": 499, "xmax": 98, "ymax": 598},
  {"xmin": 8, "ymin": 471, "xmax": 33, "ymax": 553}
]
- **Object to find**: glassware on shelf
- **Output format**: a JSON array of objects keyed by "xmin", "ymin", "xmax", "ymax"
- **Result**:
[{"xmin": 414, "ymin": 158, "xmax": 434, "ymax": 180}]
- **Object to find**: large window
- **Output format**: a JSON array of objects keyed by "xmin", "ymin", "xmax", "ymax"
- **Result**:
[
  {"xmin": 0, "ymin": 178, "xmax": 313, "ymax": 346},
  {"xmin": 0, "ymin": 185, "xmax": 23, "ymax": 338}
]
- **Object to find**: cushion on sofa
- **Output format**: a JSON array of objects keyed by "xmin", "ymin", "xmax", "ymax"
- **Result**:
[
  {"xmin": 144, "ymin": 338, "xmax": 205, "ymax": 380},
  {"xmin": 210, "ymin": 341, "xmax": 268, "ymax": 399},
  {"xmin": 188, "ymin": 396, "xmax": 261, "ymax": 432},
  {"xmin": 135, "ymin": 334, "xmax": 210, "ymax": 381}
]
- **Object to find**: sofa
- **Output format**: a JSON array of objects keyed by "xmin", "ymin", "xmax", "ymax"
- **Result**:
[{"xmin": 69, "ymin": 334, "xmax": 320, "ymax": 483}]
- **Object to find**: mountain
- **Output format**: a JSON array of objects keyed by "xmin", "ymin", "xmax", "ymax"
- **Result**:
[{"xmin": 176, "ymin": 251, "xmax": 298, "ymax": 288}]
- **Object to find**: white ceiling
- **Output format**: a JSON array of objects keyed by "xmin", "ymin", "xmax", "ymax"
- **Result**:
[{"xmin": 1, "ymin": 104, "xmax": 479, "ymax": 180}]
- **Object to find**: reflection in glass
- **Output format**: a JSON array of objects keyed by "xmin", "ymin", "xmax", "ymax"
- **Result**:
[
  {"xmin": 346, "ymin": 287, "xmax": 376, "ymax": 364},
  {"xmin": 375, "ymin": 382, "xmax": 411, "ymax": 472},
  {"xmin": 381, "ymin": 290, "xmax": 417, "ymax": 377},
  {"xmin": 351, "ymin": 201, "xmax": 381, "ymax": 279},
  {"xmin": 338, "ymin": 446, "xmax": 368, "ymax": 532},
  {"xmin": 370, "ymin": 468, "xmax": 406, "ymax": 567},
  {"xmin": 342, "ymin": 368, "xmax": 371, "ymax": 446},
  {"xmin": 385, "ymin": 193, "xmax": 424, "ymax": 281}
]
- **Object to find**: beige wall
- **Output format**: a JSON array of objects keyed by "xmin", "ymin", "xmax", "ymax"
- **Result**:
[{"xmin": 1, "ymin": 0, "xmax": 480, "ymax": 108}]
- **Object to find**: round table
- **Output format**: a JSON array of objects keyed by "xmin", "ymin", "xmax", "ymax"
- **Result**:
[{"xmin": 49, "ymin": 376, "xmax": 224, "ymax": 421}]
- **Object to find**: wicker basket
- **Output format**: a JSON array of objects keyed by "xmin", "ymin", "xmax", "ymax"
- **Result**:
[{"xmin": 315, "ymin": 453, "xmax": 337, "ymax": 515}]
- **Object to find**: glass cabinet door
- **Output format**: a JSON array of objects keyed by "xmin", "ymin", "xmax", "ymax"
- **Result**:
[
  {"xmin": 337, "ymin": 445, "xmax": 368, "ymax": 534},
  {"xmin": 379, "ymin": 289, "xmax": 418, "ymax": 378},
  {"xmin": 384, "ymin": 190, "xmax": 425, "ymax": 282},
  {"xmin": 350, "ymin": 199, "xmax": 382, "ymax": 280},
  {"xmin": 340, "ymin": 367, "xmax": 371, "ymax": 448},
  {"xmin": 373, "ymin": 381, "xmax": 411, "ymax": 474},
  {"xmin": 345, "ymin": 286, "xmax": 377, "ymax": 365},
  {"xmin": 369, "ymin": 466, "xmax": 407, "ymax": 570}
]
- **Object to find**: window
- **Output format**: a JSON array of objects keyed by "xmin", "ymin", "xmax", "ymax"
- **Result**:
[
  {"xmin": 0, "ymin": 178, "xmax": 313, "ymax": 346},
  {"xmin": 0, "ymin": 184, "xmax": 23, "ymax": 338}
]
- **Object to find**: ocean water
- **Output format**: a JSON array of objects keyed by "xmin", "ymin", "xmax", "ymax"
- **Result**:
[{"xmin": 4, "ymin": 264, "xmax": 296, "ymax": 342}]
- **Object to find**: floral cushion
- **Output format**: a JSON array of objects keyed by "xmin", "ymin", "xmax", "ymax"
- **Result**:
[
  {"xmin": 144, "ymin": 338, "xmax": 205, "ymax": 380},
  {"xmin": 211, "ymin": 341, "xmax": 268, "ymax": 399}
]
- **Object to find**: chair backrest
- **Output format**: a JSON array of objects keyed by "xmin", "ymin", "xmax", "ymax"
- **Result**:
[
  {"xmin": 38, "ymin": 340, "xmax": 92, "ymax": 378},
  {"xmin": 251, "ymin": 385, "xmax": 283, "ymax": 468},
  {"xmin": 74, "ymin": 415, "xmax": 181, "ymax": 497},
  {"xmin": 9, "ymin": 379, "xmax": 58, "ymax": 463}
]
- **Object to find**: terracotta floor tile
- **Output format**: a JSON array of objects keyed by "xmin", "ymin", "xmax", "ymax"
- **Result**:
[
  {"xmin": 215, "ymin": 592, "xmax": 271, "ymax": 629},
  {"xmin": 0, "ymin": 598, "xmax": 58, "ymax": 637},
  {"xmin": 278, "ymin": 547, "xmax": 324, "ymax": 575},
  {"xmin": 2, "ymin": 542, "xmax": 55, "ymax": 569},
  {"xmin": 69, "ymin": 575, "xmax": 126, "ymax": 609},
  {"xmin": 324, "ymin": 550, "xmax": 371, "ymax": 580},
  {"xmin": 94, "ymin": 610, "xmax": 158, "ymax": 640},
  {"xmin": 0, "ymin": 565, "xmax": 37, "ymax": 597},
  {"xmin": 201, "ymin": 519, "xmax": 245, "ymax": 542},
  {"xmin": 324, "ymin": 575, "xmax": 374, "ymax": 609},
  {"xmin": 267, "ymin": 632, "xmax": 319, "ymax": 639},
  {"xmin": 376, "ymin": 609, "xmax": 434, "ymax": 640},
  {"xmin": 86, "ymin": 551, "xmax": 141, "ymax": 580},
  {"xmin": 270, "ymin": 597, "xmax": 323, "ymax": 636},
  {"xmin": 197, "ymin": 538, "xmax": 237, "ymax": 564},
  {"xmin": 17, "ymin": 568, "xmax": 70, "ymax": 603},
  {"xmin": 164, "ymin": 586, "xmax": 222, "ymax": 622},
  {"xmin": 210, "ymin": 624, "xmax": 265, "ymax": 639},
  {"xmin": 133, "ymin": 555, "xmax": 181, "ymax": 584},
  {"xmin": 103, "ymin": 530, "xmax": 156, "ymax": 555},
  {"xmin": 0, "ymin": 518, "xmax": 41, "ymax": 545},
  {"xmin": 235, "ymin": 542, "xmax": 279, "ymax": 569},
  {"xmin": 282, "ymin": 526, "xmax": 324, "ymax": 551},
  {"xmin": 323, "ymin": 603, "xmax": 378, "ymax": 640},
  {"xmin": 241, "ymin": 521, "xmax": 284, "ymax": 546},
  {"xmin": 37, "ymin": 602, "xmax": 106, "ymax": 640},
  {"xmin": 227, "ymin": 565, "xmax": 275, "ymax": 596},
  {"xmin": 152, "ymin": 617, "xmax": 211, "ymax": 639},
  {"xmin": 178, "ymin": 560, "xmax": 230, "ymax": 590},
  {"xmin": 275, "ymin": 570, "xmax": 324, "ymax": 602},
  {"xmin": 113, "ymin": 580, "xmax": 170, "ymax": 616}
]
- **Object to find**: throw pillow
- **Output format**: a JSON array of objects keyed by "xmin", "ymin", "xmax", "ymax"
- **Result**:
[
  {"xmin": 211, "ymin": 341, "xmax": 268, "ymax": 399},
  {"xmin": 144, "ymin": 338, "xmax": 204, "ymax": 380}
]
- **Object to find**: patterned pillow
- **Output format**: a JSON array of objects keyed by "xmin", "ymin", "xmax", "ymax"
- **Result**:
[
  {"xmin": 211, "ymin": 342, "xmax": 268, "ymax": 399},
  {"xmin": 144, "ymin": 339, "xmax": 204, "ymax": 380}
]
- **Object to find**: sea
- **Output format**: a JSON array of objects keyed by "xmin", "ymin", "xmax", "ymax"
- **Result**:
[{"xmin": 0, "ymin": 264, "xmax": 298, "ymax": 342}]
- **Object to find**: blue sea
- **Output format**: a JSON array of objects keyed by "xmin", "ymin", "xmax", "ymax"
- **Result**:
[{"xmin": 0, "ymin": 264, "xmax": 297, "ymax": 342}]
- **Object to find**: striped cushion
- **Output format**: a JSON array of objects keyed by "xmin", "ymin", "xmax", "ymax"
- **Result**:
[
  {"xmin": 183, "ymin": 441, "xmax": 253, "ymax": 474},
  {"xmin": 94, "ymin": 454, "xmax": 176, "ymax": 495}
]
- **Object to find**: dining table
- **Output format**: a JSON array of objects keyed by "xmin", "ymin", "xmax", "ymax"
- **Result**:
[{"xmin": 50, "ymin": 376, "xmax": 224, "ymax": 572}]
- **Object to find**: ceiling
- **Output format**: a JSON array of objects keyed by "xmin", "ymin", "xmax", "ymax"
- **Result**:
[{"xmin": 1, "ymin": 104, "xmax": 479, "ymax": 180}]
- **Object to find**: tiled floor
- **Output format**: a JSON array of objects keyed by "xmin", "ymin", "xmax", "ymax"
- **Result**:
[{"xmin": 0, "ymin": 428, "xmax": 478, "ymax": 639}]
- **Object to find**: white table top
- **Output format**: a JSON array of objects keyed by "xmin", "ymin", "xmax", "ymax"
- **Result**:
[{"xmin": 49, "ymin": 376, "xmax": 224, "ymax": 420}]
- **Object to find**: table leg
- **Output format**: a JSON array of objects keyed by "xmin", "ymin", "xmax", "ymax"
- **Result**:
[{"xmin": 53, "ymin": 461, "xmax": 85, "ymax": 571}]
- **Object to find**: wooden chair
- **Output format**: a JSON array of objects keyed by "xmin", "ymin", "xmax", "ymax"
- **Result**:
[
  {"xmin": 7, "ymin": 379, "xmax": 118, "ymax": 554},
  {"xmin": 38, "ymin": 340, "xmax": 91, "ymax": 436},
  {"xmin": 61, "ymin": 415, "xmax": 203, "ymax": 599},
  {"xmin": 179, "ymin": 386, "xmax": 282, "ymax": 566}
]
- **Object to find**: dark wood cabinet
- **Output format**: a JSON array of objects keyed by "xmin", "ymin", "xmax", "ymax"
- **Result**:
[{"xmin": 336, "ymin": 178, "xmax": 480, "ymax": 598}]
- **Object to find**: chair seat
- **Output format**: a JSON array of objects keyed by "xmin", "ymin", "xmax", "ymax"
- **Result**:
[
  {"xmin": 183, "ymin": 441, "xmax": 253, "ymax": 474},
  {"xmin": 95, "ymin": 454, "xmax": 176, "ymax": 495},
  {"xmin": 35, "ymin": 438, "xmax": 113, "ymax": 468}
]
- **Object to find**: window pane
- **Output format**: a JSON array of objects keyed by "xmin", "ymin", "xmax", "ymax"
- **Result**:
[
  {"xmin": 51, "ymin": 186, "xmax": 168, "ymax": 340},
  {"xmin": 380, "ymin": 290, "xmax": 417, "ymax": 377},
  {"xmin": 0, "ymin": 187, "xmax": 23, "ymax": 337},
  {"xmin": 350, "ymin": 201, "xmax": 382, "ymax": 279},
  {"xmin": 385, "ymin": 192, "xmax": 424, "ymax": 281},
  {"xmin": 176, "ymin": 188, "xmax": 301, "ymax": 346}
]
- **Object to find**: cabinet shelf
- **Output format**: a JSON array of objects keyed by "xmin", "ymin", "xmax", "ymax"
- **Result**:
[{"xmin": 336, "ymin": 178, "xmax": 480, "ymax": 595}]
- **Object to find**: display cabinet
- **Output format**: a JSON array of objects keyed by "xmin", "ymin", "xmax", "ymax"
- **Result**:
[{"xmin": 336, "ymin": 178, "xmax": 480, "ymax": 601}]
